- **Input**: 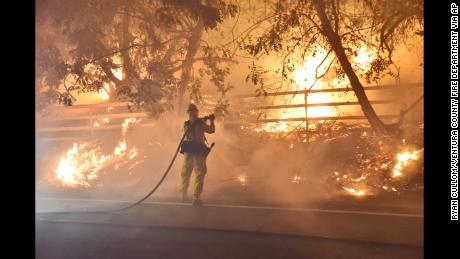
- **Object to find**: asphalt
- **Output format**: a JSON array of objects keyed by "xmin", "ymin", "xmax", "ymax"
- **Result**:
[
  {"xmin": 36, "ymin": 221, "xmax": 423, "ymax": 259},
  {"xmin": 35, "ymin": 198, "xmax": 423, "ymax": 246}
]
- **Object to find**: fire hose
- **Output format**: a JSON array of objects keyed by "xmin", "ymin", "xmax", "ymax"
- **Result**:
[{"xmin": 36, "ymin": 130, "xmax": 188, "ymax": 215}]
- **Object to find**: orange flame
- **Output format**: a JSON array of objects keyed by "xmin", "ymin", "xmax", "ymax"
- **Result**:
[
  {"xmin": 55, "ymin": 117, "xmax": 141, "ymax": 188},
  {"xmin": 255, "ymin": 46, "xmax": 376, "ymax": 133},
  {"xmin": 392, "ymin": 149, "xmax": 423, "ymax": 178}
]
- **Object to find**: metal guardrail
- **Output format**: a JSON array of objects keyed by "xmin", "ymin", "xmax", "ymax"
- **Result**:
[
  {"xmin": 35, "ymin": 83, "xmax": 423, "ymax": 140},
  {"xmin": 36, "ymin": 100, "xmax": 216, "ymax": 141},
  {"xmin": 225, "ymin": 115, "xmax": 400, "ymax": 124},
  {"xmin": 227, "ymin": 83, "xmax": 423, "ymax": 127},
  {"xmin": 232, "ymin": 83, "xmax": 423, "ymax": 98},
  {"xmin": 256, "ymin": 100, "xmax": 395, "ymax": 110},
  {"xmin": 36, "ymin": 102, "xmax": 150, "ymax": 140}
]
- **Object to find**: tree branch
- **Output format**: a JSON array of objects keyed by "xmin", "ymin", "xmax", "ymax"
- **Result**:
[
  {"xmin": 398, "ymin": 94, "xmax": 424, "ymax": 124},
  {"xmin": 100, "ymin": 62, "xmax": 122, "ymax": 85},
  {"xmin": 221, "ymin": 14, "xmax": 277, "ymax": 47},
  {"xmin": 331, "ymin": 0, "xmax": 340, "ymax": 33},
  {"xmin": 166, "ymin": 56, "xmax": 237, "ymax": 74}
]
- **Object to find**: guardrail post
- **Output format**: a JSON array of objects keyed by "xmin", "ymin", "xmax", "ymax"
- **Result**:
[
  {"xmin": 304, "ymin": 90, "xmax": 309, "ymax": 139},
  {"xmin": 89, "ymin": 106, "xmax": 94, "ymax": 138}
]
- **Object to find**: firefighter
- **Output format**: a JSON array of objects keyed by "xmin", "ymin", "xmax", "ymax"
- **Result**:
[{"xmin": 179, "ymin": 103, "xmax": 215, "ymax": 206}]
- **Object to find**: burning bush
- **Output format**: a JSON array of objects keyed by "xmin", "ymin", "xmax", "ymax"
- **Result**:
[
  {"xmin": 54, "ymin": 118, "xmax": 142, "ymax": 188},
  {"xmin": 330, "ymin": 126, "xmax": 424, "ymax": 198}
]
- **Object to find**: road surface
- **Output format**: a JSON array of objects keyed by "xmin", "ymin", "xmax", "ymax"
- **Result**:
[{"xmin": 36, "ymin": 221, "xmax": 422, "ymax": 259}]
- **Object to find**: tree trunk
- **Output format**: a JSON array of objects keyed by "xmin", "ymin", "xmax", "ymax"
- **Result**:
[
  {"xmin": 177, "ymin": 20, "xmax": 204, "ymax": 112},
  {"xmin": 100, "ymin": 62, "xmax": 121, "ymax": 99},
  {"xmin": 312, "ymin": 0, "xmax": 387, "ymax": 132},
  {"xmin": 120, "ymin": 0, "xmax": 136, "ymax": 82}
]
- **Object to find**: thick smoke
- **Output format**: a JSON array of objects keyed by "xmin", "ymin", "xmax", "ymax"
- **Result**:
[{"xmin": 36, "ymin": 91, "xmax": 423, "ymax": 211}]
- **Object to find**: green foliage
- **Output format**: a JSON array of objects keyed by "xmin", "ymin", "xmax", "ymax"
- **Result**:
[{"xmin": 36, "ymin": 0, "xmax": 238, "ymax": 116}]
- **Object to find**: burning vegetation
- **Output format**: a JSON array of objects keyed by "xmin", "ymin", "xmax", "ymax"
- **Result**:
[
  {"xmin": 36, "ymin": 0, "xmax": 424, "ymax": 205},
  {"xmin": 55, "ymin": 118, "xmax": 141, "ymax": 188},
  {"xmin": 330, "ymin": 127, "xmax": 424, "ymax": 198}
]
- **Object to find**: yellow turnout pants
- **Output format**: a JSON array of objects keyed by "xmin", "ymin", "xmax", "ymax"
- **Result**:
[{"xmin": 180, "ymin": 152, "xmax": 207, "ymax": 199}]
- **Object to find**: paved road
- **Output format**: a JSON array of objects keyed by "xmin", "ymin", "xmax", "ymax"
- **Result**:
[
  {"xmin": 36, "ymin": 198, "xmax": 424, "ymax": 246},
  {"xmin": 36, "ymin": 221, "xmax": 422, "ymax": 259}
]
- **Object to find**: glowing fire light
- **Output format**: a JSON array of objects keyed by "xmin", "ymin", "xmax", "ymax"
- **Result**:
[
  {"xmin": 113, "ymin": 141, "xmax": 127, "ymax": 157},
  {"xmin": 55, "ymin": 143, "xmax": 109, "ymax": 187},
  {"xmin": 256, "ymin": 46, "xmax": 376, "ymax": 133},
  {"xmin": 352, "ymin": 176, "xmax": 366, "ymax": 182},
  {"xmin": 392, "ymin": 149, "xmax": 423, "ymax": 178},
  {"xmin": 338, "ymin": 146, "xmax": 423, "ymax": 198},
  {"xmin": 354, "ymin": 46, "xmax": 376, "ymax": 71},
  {"xmin": 343, "ymin": 187, "xmax": 366, "ymax": 197},
  {"xmin": 99, "ymin": 85, "xmax": 110, "ymax": 101},
  {"xmin": 55, "ymin": 117, "xmax": 141, "ymax": 188},
  {"xmin": 238, "ymin": 176, "xmax": 248, "ymax": 186},
  {"xmin": 113, "ymin": 68, "xmax": 123, "ymax": 81},
  {"xmin": 293, "ymin": 47, "xmax": 336, "ymax": 119},
  {"xmin": 292, "ymin": 175, "xmax": 301, "ymax": 184},
  {"xmin": 97, "ymin": 66, "xmax": 122, "ymax": 101},
  {"xmin": 128, "ymin": 148, "xmax": 138, "ymax": 160},
  {"xmin": 93, "ymin": 117, "xmax": 110, "ymax": 127},
  {"xmin": 122, "ymin": 117, "xmax": 141, "ymax": 136},
  {"xmin": 257, "ymin": 121, "xmax": 289, "ymax": 133}
]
